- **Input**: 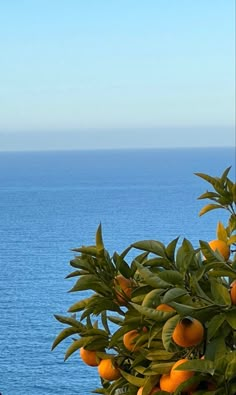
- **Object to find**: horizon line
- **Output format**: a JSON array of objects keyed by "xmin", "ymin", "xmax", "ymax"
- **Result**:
[{"xmin": 0, "ymin": 145, "xmax": 235, "ymax": 154}]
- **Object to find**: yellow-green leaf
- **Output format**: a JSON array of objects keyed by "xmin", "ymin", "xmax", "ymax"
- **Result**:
[
  {"xmin": 216, "ymin": 221, "xmax": 228, "ymax": 242},
  {"xmin": 96, "ymin": 223, "xmax": 104, "ymax": 253},
  {"xmin": 199, "ymin": 204, "xmax": 222, "ymax": 217},
  {"xmin": 227, "ymin": 235, "xmax": 236, "ymax": 245}
]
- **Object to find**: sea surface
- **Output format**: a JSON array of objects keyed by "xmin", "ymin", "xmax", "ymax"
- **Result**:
[{"xmin": 0, "ymin": 148, "xmax": 235, "ymax": 395}]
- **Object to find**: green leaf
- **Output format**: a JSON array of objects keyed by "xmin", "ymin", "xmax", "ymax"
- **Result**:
[
  {"xmin": 101, "ymin": 311, "xmax": 111, "ymax": 334},
  {"xmin": 198, "ymin": 191, "xmax": 220, "ymax": 200},
  {"xmin": 216, "ymin": 221, "xmax": 228, "ymax": 242},
  {"xmin": 207, "ymin": 314, "xmax": 226, "ymax": 341},
  {"xmin": 64, "ymin": 338, "xmax": 85, "ymax": 360},
  {"xmin": 51, "ymin": 326, "xmax": 79, "ymax": 350},
  {"xmin": 199, "ymin": 240, "xmax": 223, "ymax": 262},
  {"xmin": 70, "ymin": 256, "xmax": 96, "ymax": 272},
  {"xmin": 69, "ymin": 274, "xmax": 111, "ymax": 295},
  {"xmin": 225, "ymin": 351, "xmax": 236, "ymax": 380},
  {"xmin": 228, "ymin": 235, "xmax": 236, "ymax": 245},
  {"xmin": 165, "ymin": 237, "xmax": 179, "ymax": 261},
  {"xmin": 170, "ymin": 302, "xmax": 218, "ymax": 321},
  {"xmin": 162, "ymin": 288, "xmax": 188, "ymax": 303},
  {"xmin": 225, "ymin": 309, "xmax": 236, "ymax": 329},
  {"xmin": 205, "ymin": 336, "xmax": 227, "ymax": 360},
  {"xmin": 66, "ymin": 269, "xmax": 88, "ymax": 278},
  {"xmin": 132, "ymin": 240, "xmax": 166, "ymax": 258},
  {"xmin": 162, "ymin": 315, "xmax": 180, "ymax": 351},
  {"xmin": 96, "ymin": 223, "xmax": 104, "ymax": 253},
  {"xmin": 145, "ymin": 362, "xmax": 174, "ymax": 374},
  {"xmin": 146, "ymin": 350, "xmax": 176, "ymax": 361},
  {"xmin": 220, "ymin": 166, "xmax": 231, "ymax": 182},
  {"xmin": 142, "ymin": 289, "xmax": 162, "ymax": 308},
  {"xmin": 199, "ymin": 204, "xmax": 223, "ymax": 217},
  {"xmin": 130, "ymin": 303, "xmax": 175, "ymax": 322},
  {"xmin": 174, "ymin": 359, "xmax": 215, "ymax": 375},
  {"xmin": 158, "ymin": 271, "xmax": 184, "ymax": 286},
  {"xmin": 72, "ymin": 246, "xmax": 98, "ymax": 256},
  {"xmin": 143, "ymin": 257, "xmax": 172, "ymax": 270},
  {"xmin": 120, "ymin": 370, "xmax": 146, "ymax": 387},
  {"xmin": 175, "ymin": 241, "xmax": 198, "ymax": 273},
  {"xmin": 135, "ymin": 261, "xmax": 170, "ymax": 288},
  {"xmin": 54, "ymin": 314, "xmax": 86, "ymax": 331},
  {"xmin": 113, "ymin": 252, "xmax": 132, "ymax": 278},
  {"xmin": 210, "ymin": 278, "xmax": 231, "ymax": 305},
  {"xmin": 68, "ymin": 296, "xmax": 95, "ymax": 313}
]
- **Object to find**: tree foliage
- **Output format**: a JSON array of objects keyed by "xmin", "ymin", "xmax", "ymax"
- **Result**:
[{"xmin": 52, "ymin": 167, "xmax": 236, "ymax": 395}]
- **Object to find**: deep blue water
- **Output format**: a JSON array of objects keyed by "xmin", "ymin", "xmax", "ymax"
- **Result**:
[{"xmin": 0, "ymin": 148, "xmax": 235, "ymax": 395}]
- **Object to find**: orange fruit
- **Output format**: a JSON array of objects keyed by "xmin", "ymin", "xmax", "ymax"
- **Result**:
[
  {"xmin": 208, "ymin": 239, "xmax": 230, "ymax": 260},
  {"xmin": 123, "ymin": 329, "xmax": 139, "ymax": 351},
  {"xmin": 172, "ymin": 317, "xmax": 204, "ymax": 348},
  {"xmin": 114, "ymin": 274, "xmax": 134, "ymax": 305},
  {"xmin": 137, "ymin": 386, "xmax": 160, "ymax": 394},
  {"xmin": 80, "ymin": 347, "xmax": 99, "ymax": 366},
  {"xmin": 160, "ymin": 359, "xmax": 194, "ymax": 392},
  {"xmin": 98, "ymin": 358, "xmax": 121, "ymax": 381},
  {"xmin": 230, "ymin": 280, "xmax": 236, "ymax": 305},
  {"xmin": 156, "ymin": 303, "xmax": 175, "ymax": 312}
]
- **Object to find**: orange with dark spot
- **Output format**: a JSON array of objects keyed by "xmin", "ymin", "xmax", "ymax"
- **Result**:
[{"xmin": 172, "ymin": 317, "xmax": 204, "ymax": 348}]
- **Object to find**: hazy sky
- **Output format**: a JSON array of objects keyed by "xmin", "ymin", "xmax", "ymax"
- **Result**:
[{"xmin": 0, "ymin": 0, "xmax": 235, "ymax": 150}]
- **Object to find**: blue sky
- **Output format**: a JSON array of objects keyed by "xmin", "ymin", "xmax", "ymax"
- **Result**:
[{"xmin": 0, "ymin": 0, "xmax": 235, "ymax": 150}]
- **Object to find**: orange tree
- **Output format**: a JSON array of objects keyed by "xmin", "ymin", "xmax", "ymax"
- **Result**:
[{"xmin": 52, "ymin": 167, "xmax": 236, "ymax": 395}]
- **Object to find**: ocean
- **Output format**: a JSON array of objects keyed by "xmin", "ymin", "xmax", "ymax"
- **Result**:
[{"xmin": 0, "ymin": 147, "xmax": 235, "ymax": 395}]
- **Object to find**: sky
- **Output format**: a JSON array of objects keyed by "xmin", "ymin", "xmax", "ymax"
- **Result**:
[{"xmin": 0, "ymin": 0, "xmax": 235, "ymax": 150}]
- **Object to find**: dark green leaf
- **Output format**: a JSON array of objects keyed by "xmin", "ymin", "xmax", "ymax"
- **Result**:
[
  {"xmin": 64, "ymin": 338, "xmax": 85, "ymax": 360},
  {"xmin": 225, "ymin": 309, "xmax": 236, "ymax": 329},
  {"xmin": 158, "ymin": 271, "xmax": 184, "ymax": 286},
  {"xmin": 162, "ymin": 315, "xmax": 180, "ymax": 351},
  {"xmin": 165, "ymin": 237, "xmax": 179, "ymax": 261},
  {"xmin": 132, "ymin": 240, "xmax": 166, "ymax": 258},
  {"xmin": 54, "ymin": 314, "xmax": 86, "ymax": 331},
  {"xmin": 207, "ymin": 314, "xmax": 226, "ymax": 341},
  {"xmin": 130, "ymin": 303, "xmax": 175, "ymax": 322},
  {"xmin": 51, "ymin": 327, "xmax": 79, "ymax": 350},
  {"xmin": 135, "ymin": 261, "xmax": 171, "ymax": 289},
  {"xmin": 210, "ymin": 278, "xmax": 231, "ymax": 305},
  {"xmin": 163, "ymin": 288, "xmax": 188, "ymax": 303},
  {"xmin": 174, "ymin": 359, "xmax": 215, "ymax": 375}
]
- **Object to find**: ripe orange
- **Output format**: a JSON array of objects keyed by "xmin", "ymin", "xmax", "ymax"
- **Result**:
[
  {"xmin": 114, "ymin": 274, "xmax": 134, "ymax": 305},
  {"xmin": 123, "ymin": 329, "xmax": 139, "ymax": 351},
  {"xmin": 172, "ymin": 317, "xmax": 204, "ymax": 348},
  {"xmin": 80, "ymin": 347, "xmax": 99, "ymax": 366},
  {"xmin": 98, "ymin": 358, "xmax": 121, "ymax": 381},
  {"xmin": 208, "ymin": 239, "xmax": 230, "ymax": 260},
  {"xmin": 137, "ymin": 386, "xmax": 160, "ymax": 394},
  {"xmin": 156, "ymin": 303, "xmax": 175, "ymax": 312},
  {"xmin": 160, "ymin": 359, "xmax": 194, "ymax": 392},
  {"xmin": 230, "ymin": 280, "xmax": 236, "ymax": 305}
]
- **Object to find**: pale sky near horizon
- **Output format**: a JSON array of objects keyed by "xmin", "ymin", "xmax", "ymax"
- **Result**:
[{"xmin": 0, "ymin": 0, "xmax": 235, "ymax": 150}]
